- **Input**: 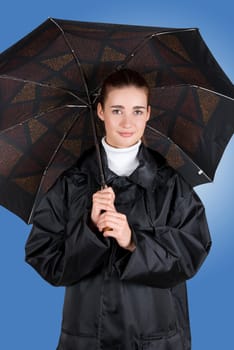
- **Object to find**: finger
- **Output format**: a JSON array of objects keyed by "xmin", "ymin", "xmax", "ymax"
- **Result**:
[
  {"xmin": 103, "ymin": 229, "xmax": 118, "ymax": 238},
  {"xmin": 95, "ymin": 187, "xmax": 115, "ymax": 199},
  {"xmin": 93, "ymin": 193, "xmax": 115, "ymax": 209},
  {"xmin": 101, "ymin": 186, "xmax": 115, "ymax": 195},
  {"xmin": 99, "ymin": 212, "xmax": 125, "ymax": 223},
  {"xmin": 97, "ymin": 217, "xmax": 123, "ymax": 233},
  {"xmin": 99, "ymin": 188, "xmax": 115, "ymax": 203},
  {"xmin": 92, "ymin": 195, "xmax": 115, "ymax": 208},
  {"xmin": 100, "ymin": 209, "xmax": 121, "ymax": 223},
  {"xmin": 93, "ymin": 201, "xmax": 115, "ymax": 212}
]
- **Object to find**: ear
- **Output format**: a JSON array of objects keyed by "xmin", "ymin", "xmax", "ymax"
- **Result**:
[
  {"xmin": 97, "ymin": 102, "xmax": 104, "ymax": 121},
  {"xmin": 146, "ymin": 105, "xmax": 151, "ymax": 121}
]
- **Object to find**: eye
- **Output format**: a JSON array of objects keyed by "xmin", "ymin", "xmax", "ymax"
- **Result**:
[
  {"xmin": 134, "ymin": 109, "xmax": 144, "ymax": 116},
  {"xmin": 112, "ymin": 109, "xmax": 122, "ymax": 115}
]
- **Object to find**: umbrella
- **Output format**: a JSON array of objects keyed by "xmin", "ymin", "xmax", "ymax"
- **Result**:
[{"xmin": 0, "ymin": 18, "xmax": 233, "ymax": 224}]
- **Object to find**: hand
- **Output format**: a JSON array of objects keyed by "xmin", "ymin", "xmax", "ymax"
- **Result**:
[
  {"xmin": 96, "ymin": 211, "xmax": 136, "ymax": 252},
  {"xmin": 91, "ymin": 186, "xmax": 115, "ymax": 227}
]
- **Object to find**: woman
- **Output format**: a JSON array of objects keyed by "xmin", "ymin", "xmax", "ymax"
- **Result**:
[{"xmin": 25, "ymin": 69, "xmax": 211, "ymax": 350}]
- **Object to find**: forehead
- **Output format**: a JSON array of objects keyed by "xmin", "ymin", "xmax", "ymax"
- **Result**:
[{"xmin": 105, "ymin": 86, "xmax": 148, "ymax": 104}]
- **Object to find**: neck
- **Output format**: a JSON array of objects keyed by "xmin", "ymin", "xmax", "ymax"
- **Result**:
[{"xmin": 102, "ymin": 137, "xmax": 141, "ymax": 176}]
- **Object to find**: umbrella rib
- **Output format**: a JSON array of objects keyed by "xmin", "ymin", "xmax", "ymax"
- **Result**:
[
  {"xmin": 145, "ymin": 124, "xmax": 212, "ymax": 183},
  {"xmin": 49, "ymin": 18, "xmax": 91, "ymax": 104},
  {"xmin": 90, "ymin": 28, "xmax": 198, "ymax": 99},
  {"xmin": 0, "ymin": 74, "xmax": 89, "ymax": 106},
  {"xmin": 49, "ymin": 18, "xmax": 106, "ymax": 188},
  {"xmin": 150, "ymin": 84, "xmax": 234, "ymax": 132},
  {"xmin": 116, "ymin": 28, "xmax": 197, "ymax": 71},
  {"xmin": 0, "ymin": 104, "xmax": 87, "ymax": 136},
  {"xmin": 28, "ymin": 111, "xmax": 82, "ymax": 223},
  {"xmin": 151, "ymin": 84, "xmax": 234, "ymax": 101},
  {"xmin": 114, "ymin": 28, "xmax": 216, "ymax": 91}
]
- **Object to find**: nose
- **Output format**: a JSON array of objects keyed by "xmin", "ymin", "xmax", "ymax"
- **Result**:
[{"xmin": 120, "ymin": 115, "xmax": 132, "ymax": 128}]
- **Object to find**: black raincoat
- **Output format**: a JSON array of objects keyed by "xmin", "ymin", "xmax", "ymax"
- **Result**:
[{"xmin": 25, "ymin": 144, "xmax": 211, "ymax": 350}]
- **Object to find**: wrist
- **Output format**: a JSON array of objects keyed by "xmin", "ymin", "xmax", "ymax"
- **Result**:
[{"xmin": 125, "ymin": 239, "xmax": 136, "ymax": 252}]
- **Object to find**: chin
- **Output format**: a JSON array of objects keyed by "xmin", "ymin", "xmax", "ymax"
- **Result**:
[{"xmin": 107, "ymin": 135, "xmax": 139, "ymax": 148}]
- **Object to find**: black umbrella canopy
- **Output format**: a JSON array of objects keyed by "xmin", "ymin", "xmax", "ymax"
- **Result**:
[
  {"xmin": 0, "ymin": 18, "xmax": 233, "ymax": 223},
  {"xmin": 145, "ymin": 84, "xmax": 234, "ymax": 186}
]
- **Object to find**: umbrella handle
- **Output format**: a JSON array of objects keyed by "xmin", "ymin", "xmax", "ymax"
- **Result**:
[
  {"xmin": 101, "ymin": 209, "xmax": 113, "ymax": 232},
  {"xmin": 101, "ymin": 185, "xmax": 113, "ymax": 232},
  {"xmin": 103, "ymin": 227, "xmax": 113, "ymax": 232}
]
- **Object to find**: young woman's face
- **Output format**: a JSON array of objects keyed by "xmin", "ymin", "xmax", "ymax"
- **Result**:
[{"xmin": 97, "ymin": 86, "xmax": 150, "ymax": 148}]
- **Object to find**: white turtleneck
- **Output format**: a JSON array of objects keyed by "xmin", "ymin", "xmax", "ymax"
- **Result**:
[{"xmin": 101, "ymin": 137, "xmax": 141, "ymax": 176}]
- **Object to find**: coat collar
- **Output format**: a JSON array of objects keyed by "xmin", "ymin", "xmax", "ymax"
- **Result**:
[
  {"xmin": 78, "ymin": 143, "xmax": 167, "ymax": 191},
  {"xmin": 99, "ymin": 143, "xmax": 166, "ymax": 190}
]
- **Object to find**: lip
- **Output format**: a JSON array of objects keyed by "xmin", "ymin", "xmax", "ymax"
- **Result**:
[{"xmin": 118, "ymin": 132, "xmax": 134, "ymax": 137}]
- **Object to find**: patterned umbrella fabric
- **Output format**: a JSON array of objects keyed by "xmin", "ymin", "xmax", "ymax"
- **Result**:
[{"xmin": 0, "ymin": 18, "xmax": 233, "ymax": 223}]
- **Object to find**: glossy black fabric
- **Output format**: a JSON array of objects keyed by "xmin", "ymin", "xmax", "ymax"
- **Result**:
[{"xmin": 25, "ymin": 145, "xmax": 211, "ymax": 350}]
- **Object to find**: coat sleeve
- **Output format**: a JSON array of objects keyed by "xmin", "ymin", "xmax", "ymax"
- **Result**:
[
  {"xmin": 114, "ymin": 174, "xmax": 212, "ymax": 288},
  {"xmin": 25, "ymin": 172, "xmax": 110, "ymax": 286}
]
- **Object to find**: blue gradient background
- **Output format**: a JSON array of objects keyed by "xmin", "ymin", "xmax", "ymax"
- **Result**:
[{"xmin": 0, "ymin": 1, "xmax": 233, "ymax": 349}]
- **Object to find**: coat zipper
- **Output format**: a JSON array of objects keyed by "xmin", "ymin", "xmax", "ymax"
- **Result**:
[
  {"xmin": 97, "ymin": 239, "xmax": 116, "ymax": 349},
  {"xmin": 107, "ymin": 238, "xmax": 117, "ymax": 276},
  {"xmin": 144, "ymin": 189, "xmax": 154, "ymax": 227},
  {"xmin": 96, "ymin": 269, "xmax": 106, "ymax": 350}
]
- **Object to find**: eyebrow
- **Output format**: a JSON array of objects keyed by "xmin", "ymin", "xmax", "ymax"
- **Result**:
[{"xmin": 110, "ymin": 105, "xmax": 147, "ymax": 109}]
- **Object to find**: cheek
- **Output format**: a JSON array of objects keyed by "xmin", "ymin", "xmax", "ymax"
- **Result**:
[
  {"xmin": 104, "ymin": 119, "xmax": 116, "ymax": 133},
  {"xmin": 136, "ymin": 120, "xmax": 147, "ymax": 132}
]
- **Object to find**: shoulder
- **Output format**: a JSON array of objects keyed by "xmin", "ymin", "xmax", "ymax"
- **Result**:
[
  {"xmin": 144, "ymin": 146, "xmax": 196, "ymax": 196},
  {"xmin": 142, "ymin": 145, "xmax": 178, "ymax": 184},
  {"xmin": 46, "ymin": 149, "xmax": 97, "ymax": 203},
  {"xmin": 61, "ymin": 146, "xmax": 97, "ymax": 185}
]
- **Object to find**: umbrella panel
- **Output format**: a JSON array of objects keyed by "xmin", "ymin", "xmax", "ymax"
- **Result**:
[
  {"xmin": 0, "ymin": 106, "xmax": 104, "ymax": 222},
  {"xmin": 146, "ymin": 85, "xmax": 234, "ymax": 184}
]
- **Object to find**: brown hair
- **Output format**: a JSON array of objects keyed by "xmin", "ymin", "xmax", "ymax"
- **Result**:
[{"xmin": 98, "ymin": 69, "xmax": 150, "ymax": 107}]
